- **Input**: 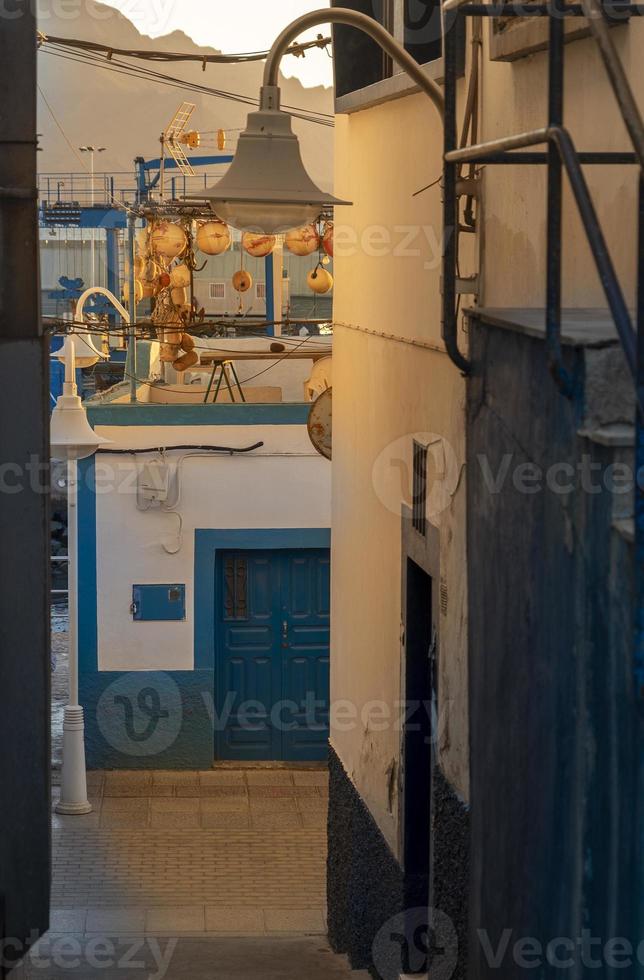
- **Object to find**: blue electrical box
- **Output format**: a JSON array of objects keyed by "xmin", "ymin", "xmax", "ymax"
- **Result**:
[{"xmin": 132, "ymin": 584, "xmax": 186, "ymax": 622}]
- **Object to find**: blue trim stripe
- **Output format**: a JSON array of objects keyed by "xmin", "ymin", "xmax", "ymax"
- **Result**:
[
  {"xmin": 87, "ymin": 403, "xmax": 311, "ymax": 426},
  {"xmin": 193, "ymin": 528, "xmax": 331, "ymax": 670}
]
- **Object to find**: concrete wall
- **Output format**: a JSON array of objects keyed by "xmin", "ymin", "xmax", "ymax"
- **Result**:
[
  {"xmin": 89, "ymin": 421, "xmax": 331, "ymax": 672},
  {"xmin": 331, "ymin": 91, "xmax": 468, "ymax": 857}
]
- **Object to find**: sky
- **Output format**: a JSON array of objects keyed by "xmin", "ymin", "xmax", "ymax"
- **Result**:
[{"xmin": 101, "ymin": 0, "xmax": 333, "ymax": 88}]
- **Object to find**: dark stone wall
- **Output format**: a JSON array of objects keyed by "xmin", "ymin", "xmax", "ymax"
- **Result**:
[
  {"xmin": 431, "ymin": 765, "xmax": 470, "ymax": 980},
  {"xmin": 327, "ymin": 747, "xmax": 404, "ymax": 978},
  {"xmin": 328, "ymin": 748, "xmax": 470, "ymax": 980},
  {"xmin": 466, "ymin": 321, "xmax": 636, "ymax": 977}
]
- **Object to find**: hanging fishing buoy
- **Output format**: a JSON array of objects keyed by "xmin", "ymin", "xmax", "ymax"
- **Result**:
[
  {"xmin": 232, "ymin": 269, "xmax": 253, "ymax": 293},
  {"xmin": 307, "ymin": 267, "xmax": 333, "ymax": 294},
  {"xmin": 196, "ymin": 220, "xmax": 231, "ymax": 255},
  {"xmin": 170, "ymin": 263, "xmax": 191, "ymax": 288},
  {"xmin": 285, "ymin": 224, "xmax": 320, "ymax": 256},
  {"xmin": 151, "ymin": 221, "xmax": 188, "ymax": 259},
  {"xmin": 242, "ymin": 232, "xmax": 276, "ymax": 258}
]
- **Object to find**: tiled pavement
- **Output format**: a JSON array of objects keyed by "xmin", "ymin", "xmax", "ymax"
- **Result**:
[{"xmin": 50, "ymin": 769, "xmax": 329, "ymax": 939}]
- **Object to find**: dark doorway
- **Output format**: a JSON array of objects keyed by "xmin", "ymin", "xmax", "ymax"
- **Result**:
[{"xmin": 403, "ymin": 559, "xmax": 435, "ymax": 946}]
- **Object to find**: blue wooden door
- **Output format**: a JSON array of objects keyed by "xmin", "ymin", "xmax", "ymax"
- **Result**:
[{"xmin": 216, "ymin": 549, "xmax": 330, "ymax": 761}]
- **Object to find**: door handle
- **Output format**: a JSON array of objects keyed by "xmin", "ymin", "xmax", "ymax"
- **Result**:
[{"xmin": 281, "ymin": 620, "xmax": 289, "ymax": 648}]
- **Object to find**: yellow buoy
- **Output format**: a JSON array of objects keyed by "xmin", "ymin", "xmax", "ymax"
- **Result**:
[
  {"xmin": 150, "ymin": 221, "xmax": 187, "ymax": 259},
  {"xmin": 242, "ymin": 232, "xmax": 276, "ymax": 258},
  {"xmin": 196, "ymin": 220, "xmax": 231, "ymax": 256},
  {"xmin": 285, "ymin": 224, "xmax": 320, "ymax": 257},
  {"xmin": 307, "ymin": 267, "xmax": 333, "ymax": 294},
  {"xmin": 232, "ymin": 269, "xmax": 253, "ymax": 293},
  {"xmin": 123, "ymin": 279, "xmax": 144, "ymax": 304},
  {"xmin": 170, "ymin": 264, "xmax": 191, "ymax": 288}
]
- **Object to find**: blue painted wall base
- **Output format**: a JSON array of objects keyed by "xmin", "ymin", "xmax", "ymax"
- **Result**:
[{"xmin": 81, "ymin": 670, "xmax": 215, "ymax": 770}]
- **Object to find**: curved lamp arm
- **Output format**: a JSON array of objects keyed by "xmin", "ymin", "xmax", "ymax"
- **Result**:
[
  {"xmin": 74, "ymin": 286, "xmax": 131, "ymax": 325},
  {"xmin": 262, "ymin": 7, "xmax": 444, "ymax": 119}
]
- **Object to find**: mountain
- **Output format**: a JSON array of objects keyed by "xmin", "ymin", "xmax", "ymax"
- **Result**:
[{"xmin": 36, "ymin": 2, "xmax": 334, "ymax": 191}]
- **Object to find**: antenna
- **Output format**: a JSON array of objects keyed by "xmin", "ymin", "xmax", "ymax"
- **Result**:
[{"xmin": 160, "ymin": 102, "xmax": 197, "ymax": 200}]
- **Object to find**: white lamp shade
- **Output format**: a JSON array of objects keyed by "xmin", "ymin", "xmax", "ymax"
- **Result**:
[
  {"xmin": 194, "ymin": 109, "xmax": 351, "ymax": 234},
  {"xmin": 54, "ymin": 332, "xmax": 105, "ymax": 369},
  {"xmin": 50, "ymin": 393, "xmax": 111, "ymax": 461}
]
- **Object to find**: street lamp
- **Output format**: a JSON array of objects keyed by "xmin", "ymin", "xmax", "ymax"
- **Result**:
[
  {"xmin": 196, "ymin": 8, "xmax": 444, "ymax": 233},
  {"xmin": 79, "ymin": 145, "xmax": 106, "ymax": 284},
  {"xmin": 51, "ymin": 337, "xmax": 110, "ymax": 815}
]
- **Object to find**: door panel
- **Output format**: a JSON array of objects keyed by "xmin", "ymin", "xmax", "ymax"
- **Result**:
[
  {"xmin": 217, "ymin": 553, "xmax": 281, "ymax": 759},
  {"xmin": 281, "ymin": 552, "xmax": 330, "ymax": 761},
  {"xmin": 215, "ymin": 548, "xmax": 330, "ymax": 761}
]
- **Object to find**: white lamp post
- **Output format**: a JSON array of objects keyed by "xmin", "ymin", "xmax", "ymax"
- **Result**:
[
  {"xmin": 193, "ymin": 8, "xmax": 444, "ymax": 233},
  {"xmin": 51, "ymin": 337, "xmax": 110, "ymax": 814}
]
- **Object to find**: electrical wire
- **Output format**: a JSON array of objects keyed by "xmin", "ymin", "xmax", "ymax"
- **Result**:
[
  {"xmin": 39, "ymin": 45, "xmax": 334, "ymax": 127},
  {"xmin": 99, "ymin": 441, "xmax": 264, "ymax": 454},
  {"xmin": 38, "ymin": 32, "xmax": 332, "ymax": 66},
  {"xmin": 38, "ymin": 84, "xmax": 137, "ymax": 216}
]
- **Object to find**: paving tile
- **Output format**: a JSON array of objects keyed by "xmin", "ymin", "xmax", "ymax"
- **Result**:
[
  {"xmin": 250, "ymin": 797, "xmax": 298, "ymax": 812},
  {"xmin": 292, "ymin": 770, "xmax": 329, "ymax": 787},
  {"xmin": 99, "ymin": 809, "xmax": 148, "ymax": 829},
  {"xmin": 200, "ymin": 770, "xmax": 245, "ymax": 786},
  {"xmin": 251, "ymin": 812, "xmax": 303, "ymax": 830},
  {"xmin": 200, "ymin": 810, "xmax": 251, "ymax": 829},
  {"xmin": 104, "ymin": 773, "xmax": 152, "ymax": 797},
  {"xmin": 205, "ymin": 907, "xmax": 265, "ymax": 935},
  {"xmin": 297, "ymin": 796, "xmax": 329, "ymax": 811},
  {"xmin": 149, "ymin": 810, "xmax": 201, "ymax": 829},
  {"xmin": 264, "ymin": 908, "xmax": 326, "ymax": 935},
  {"xmin": 86, "ymin": 772, "xmax": 105, "ymax": 791},
  {"xmin": 52, "ymin": 811, "xmax": 100, "ymax": 830},
  {"xmin": 245, "ymin": 770, "xmax": 294, "ymax": 786},
  {"xmin": 199, "ymin": 785, "xmax": 248, "ymax": 797},
  {"xmin": 101, "ymin": 797, "xmax": 148, "ymax": 814},
  {"xmin": 86, "ymin": 908, "xmax": 146, "ymax": 934},
  {"xmin": 248, "ymin": 786, "xmax": 296, "ymax": 798},
  {"xmin": 149, "ymin": 797, "xmax": 199, "ymax": 813},
  {"xmin": 49, "ymin": 909, "xmax": 87, "ymax": 934},
  {"xmin": 301, "ymin": 811, "xmax": 328, "ymax": 829},
  {"xmin": 146, "ymin": 906, "xmax": 205, "ymax": 935},
  {"xmin": 200, "ymin": 797, "xmax": 250, "ymax": 812}
]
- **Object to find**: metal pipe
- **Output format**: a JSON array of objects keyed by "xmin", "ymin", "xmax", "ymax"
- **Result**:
[
  {"xmin": 442, "ymin": 9, "xmax": 471, "ymax": 374},
  {"xmin": 262, "ymin": 8, "xmax": 444, "ymax": 118},
  {"xmin": 445, "ymin": 124, "xmax": 638, "ymax": 380},
  {"xmin": 546, "ymin": 0, "xmax": 573, "ymax": 395},
  {"xmin": 443, "ymin": 1, "xmax": 644, "ymax": 13},
  {"xmin": 552, "ymin": 126, "xmax": 636, "ymax": 376},
  {"xmin": 635, "ymin": 173, "xmax": 644, "ymax": 964},
  {"xmin": 580, "ymin": 0, "xmax": 644, "ymax": 171},
  {"xmin": 444, "ymin": 150, "xmax": 639, "ymax": 164},
  {"xmin": 127, "ymin": 214, "xmax": 138, "ymax": 402}
]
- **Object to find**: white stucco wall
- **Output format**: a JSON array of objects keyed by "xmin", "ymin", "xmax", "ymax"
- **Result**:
[
  {"xmin": 330, "ymin": 16, "xmax": 644, "ymax": 857},
  {"xmin": 331, "ymin": 93, "xmax": 469, "ymax": 856},
  {"xmin": 92, "ymin": 423, "xmax": 331, "ymax": 672}
]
